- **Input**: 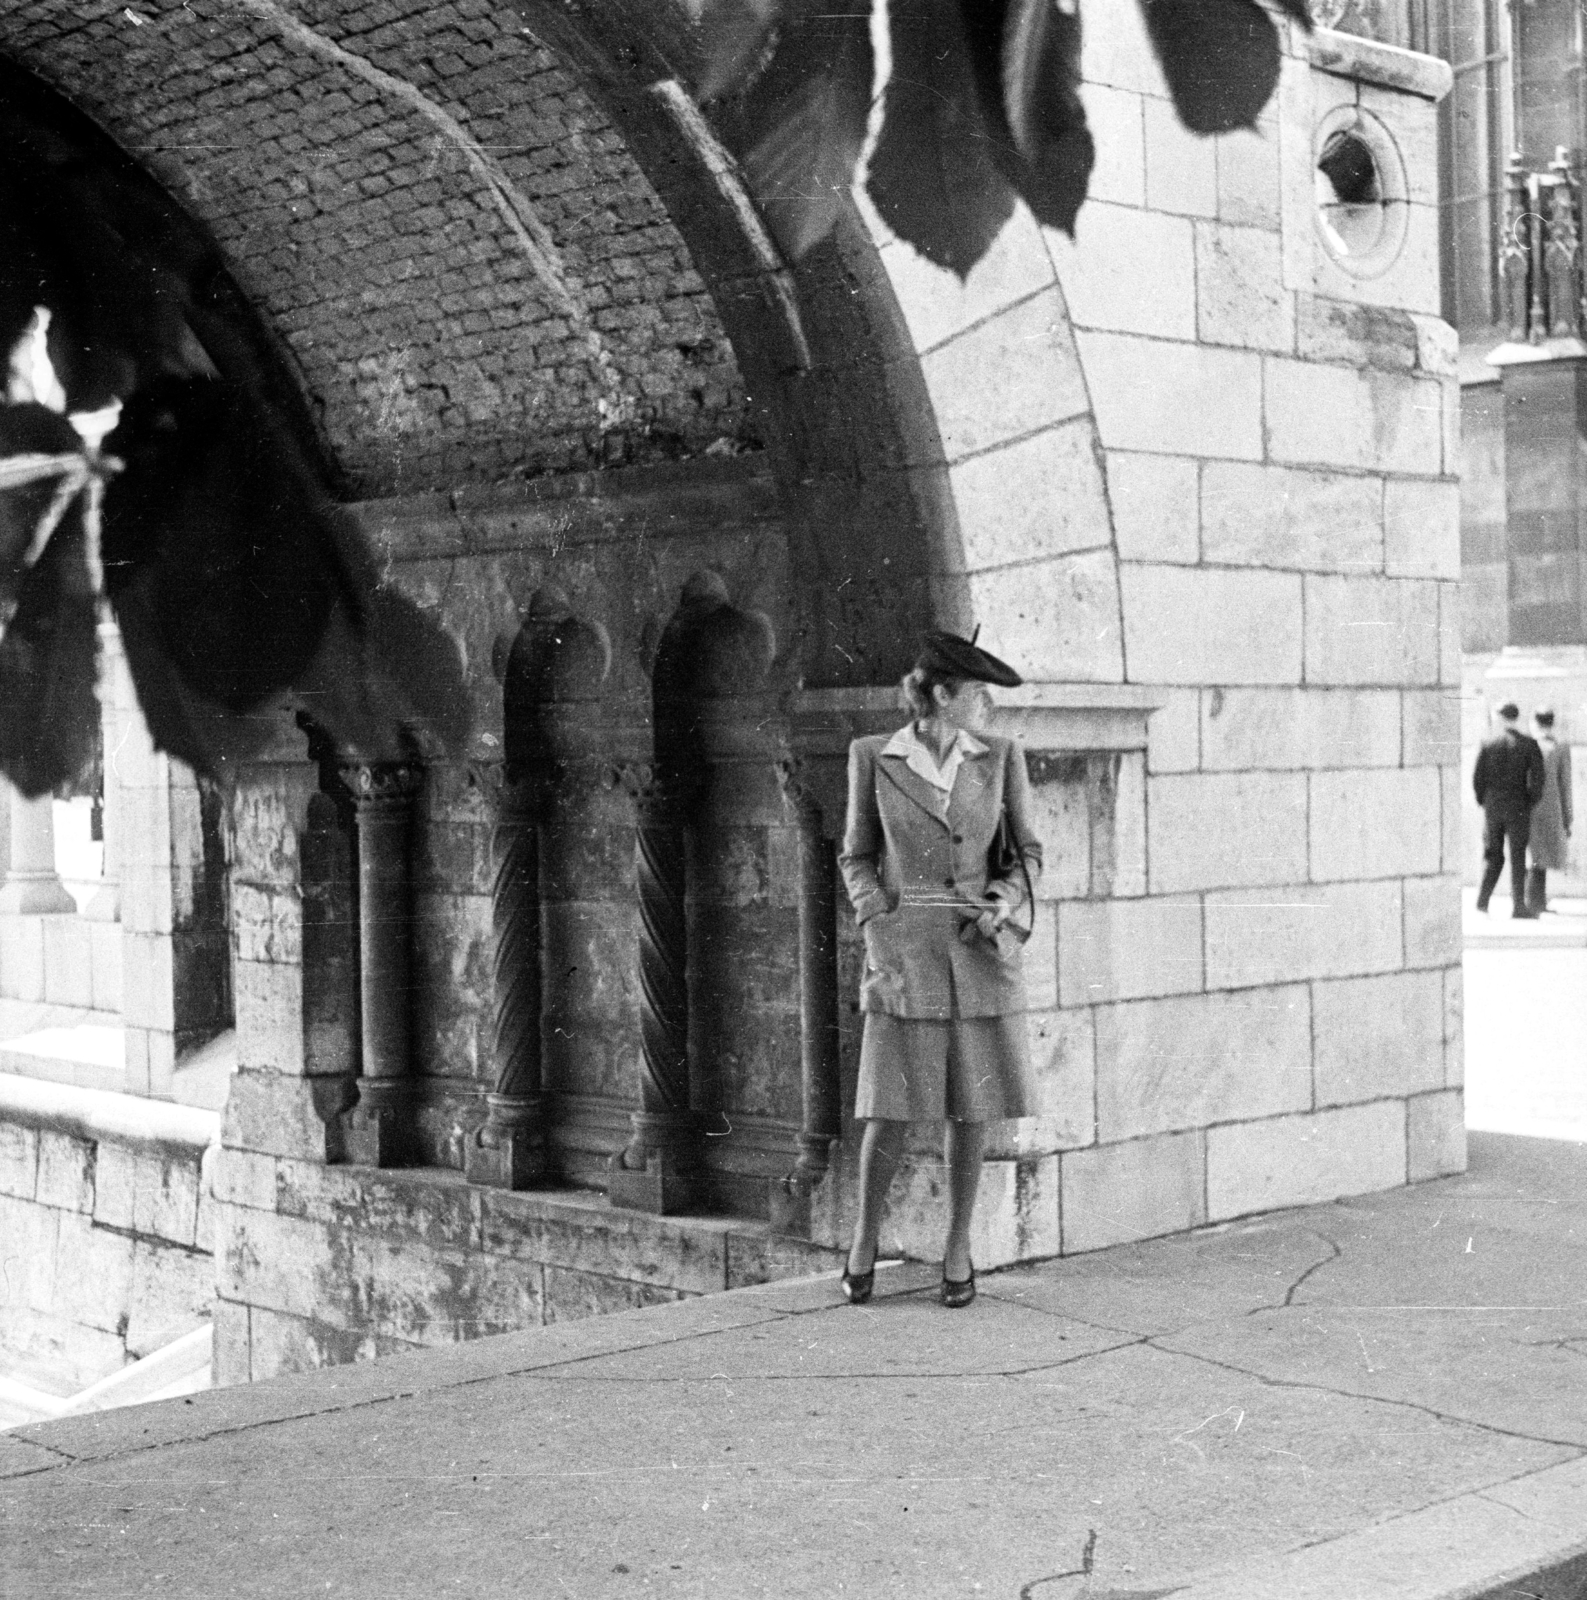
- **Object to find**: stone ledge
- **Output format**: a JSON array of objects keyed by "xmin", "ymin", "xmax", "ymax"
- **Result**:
[
  {"xmin": 1306, "ymin": 27, "xmax": 1454, "ymax": 102},
  {"xmin": 0, "ymin": 1071, "xmax": 217, "ymax": 1156}
]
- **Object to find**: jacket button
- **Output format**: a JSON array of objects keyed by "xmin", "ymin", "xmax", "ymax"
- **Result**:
[
  {"xmin": 943, "ymin": 876, "xmax": 955, "ymax": 888},
  {"xmin": 952, "ymin": 833, "xmax": 963, "ymax": 843}
]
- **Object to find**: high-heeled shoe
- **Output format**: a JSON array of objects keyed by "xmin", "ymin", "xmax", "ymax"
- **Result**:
[
  {"xmin": 940, "ymin": 1264, "xmax": 975, "ymax": 1309},
  {"xmin": 840, "ymin": 1249, "xmax": 875, "ymax": 1305}
]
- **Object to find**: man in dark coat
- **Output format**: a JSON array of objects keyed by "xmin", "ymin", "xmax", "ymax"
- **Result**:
[{"xmin": 1474, "ymin": 702, "xmax": 1547, "ymax": 917}]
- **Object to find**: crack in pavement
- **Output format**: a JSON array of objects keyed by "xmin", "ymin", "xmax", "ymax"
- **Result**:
[{"xmin": 1143, "ymin": 1336, "xmax": 1587, "ymax": 1453}]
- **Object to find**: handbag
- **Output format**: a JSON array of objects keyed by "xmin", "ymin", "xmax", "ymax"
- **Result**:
[{"xmin": 985, "ymin": 809, "xmax": 1035, "ymax": 954}]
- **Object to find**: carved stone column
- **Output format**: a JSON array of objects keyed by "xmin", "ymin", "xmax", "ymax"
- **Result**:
[
  {"xmin": 0, "ymin": 786, "xmax": 75, "ymax": 914},
  {"xmin": 340, "ymin": 760, "xmax": 423, "ymax": 1168},
  {"xmin": 607, "ymin": 764, "xmax": 699, "ymax": 1214},
  {"xmin": 769, "ymin": 756, "xmax": 840, "ymax": 1235},
  {"xmin": 464, "ymin": 764, "xmax": 549, "ymax": 1189}
]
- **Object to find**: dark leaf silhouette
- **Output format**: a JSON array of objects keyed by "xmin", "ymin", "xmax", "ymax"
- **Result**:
[
  {"xmin": 868, "ymin": 0, "xmax": 1017, "ymax": 279},
  {"xmin": 689, "ymin": 0, "xmax": 786, "ymax": 102},
  {"xmin": 1139, "ymin": 0, "xmax": 1290, "ymax": 134},
  {"xmin": 712, "ymin": 1, "xmax": 875, "ymax": 260},
  {"xmin": 0, "ymin": 61, "xmax": 468, "ymax": 792},
  {"xmin": 991, "ymin": 0, "xmax": 1095, "ymax": 236}
]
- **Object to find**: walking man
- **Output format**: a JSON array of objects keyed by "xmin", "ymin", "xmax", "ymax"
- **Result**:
[
  {"xmin": 1474, "ymin": 701, "xmax": 1546, "ymax": 918},
  {"xmin": 1526, "ymin": 706, "xmax": 1573, "ymax": 913}
]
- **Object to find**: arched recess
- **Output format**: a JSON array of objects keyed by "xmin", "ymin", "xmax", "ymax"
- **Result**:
[{"xmin": 2, "ymin": 0, "xmax": 1122, "ymax": 693}]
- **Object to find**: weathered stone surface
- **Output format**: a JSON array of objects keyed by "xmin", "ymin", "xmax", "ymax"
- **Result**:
[
  {"xmin": 723, "ymin": 1231, "xmax": 842, "ymax": 1291},
  {"xmin": 1408, "ymin": 1089, "xmax": 1467, "ymax": 1181},
  {"xmin": 921, "ymin": 286, "xmax": 1090, "ymax": 461},
  {"xmin": 967, "ymin": 547, "xmax": 1124, "ymax": 683},
  {"xmin": 1077, "ymin": 84, "xmax": 1147, "ymax": 204},
  {"xmin": 1061, "ymin": 1130, "xmax": 1206, "ymax": 1253},
  {"xmin": 1023, "ymin": 761, "xmax": 1092, "ymax": 901},
  {"xmin": 0, "ymin": 1119, "xmax": 39, "ymax": 1200},
  {"xmin": 1201, "ymin": 687, "xmax": 1401, "ymax": 771},
  {"xmin": 1265, "ymin": 361, "xmax": 1442, "ymax": 475},
  {"xmin": 1214, "ymin": 121, "xmax": 1282, "ymax": 230},
  {"xmin": 212, "ymin": 1295, "xmax": 251, "ymax": 1388},
  {"xmin": 1106, "ymin": 751, "xmax": 1148, "ymax": 899},
  {"xmin": 1293, "ymin": 295, "xmax": 1419, "ymax": 372},
  {"xmin": 1204, "ymin": 879, "xmax": 1404, "ymax": 989},
  {"xmin": 1385, "ymin": 478, "xmax": 1461, "ymax": 580},
  {"xmin": 131, "ymin": 1148, "xmax": 204, "ymax": 1250},
  {"xmin": 1401, "ymin": 688, "xmax": 1460, "ymax": 767},
  {"xmin": 1304, "ymin": 574, "xmax": 1441, "ymax": 686},
  {"xmin": 244, "ymin": 1302, "xmax": 418, "ymax": 1383},
  {"xmin": 1404, "ymin": 874, "xmax": 1462, "ymax": 969},
  {"xmin": 1442, "ymin": 765, "xmax": 1463, "ymax": 875},
  {"xmin": 221, "ymin": 1072, "xmax": 339, "ymax": 1164},
  {"xmin": 883, "ymin": 1154, "xmax": 1059, "ymax": 1268},
  {"xmin": 41, "ymin": 918, "xmax": 93, "ymax": 1010},
  {"xmin": 275, "ymin": 1161, "xmax": 483, "ymax": 1254},
  {"xmin": 0, "ymin": 915, "xmax": 44, "ymax": 1002},
  {"xmin": 1309, "ymin": 766, "xmax": 1442, "ymax": 880},
  {"xmin": 1079, "ymin": 331, "xmax": 1263, "ymax": 460},
  {"xmin": 0, "ymin": 1193, "xmax": 59, "ymax": 1314},
  {"xmin": 1145, "ymin": 97, "xmax": 1218, "ymax": 217},
  {"xmin": 1052, "ymin": 203, "xmax": 1196, "ymax": 339},
  {"xmin": 952, "ymin": 418, "xmax": 1112, "ymax": 571},
  {"xmin": 1196, "ymin": 222, "xmax": 1292, "ymax": 351},
  {"xmin": 1058, "ymin": 895, "xmax": 1204, "ymax": 1006},
  {"xmin": 1147, "ymin": 770, "xmax": 1308, "ymax": 893},
  {"xmin": 1444, "ymin": 965, "xmax": 1464, "ymax": 1088},
  {"xmin": 987, "ymin": 1007, "xmax": 1098, "ymax": 1158},
  {"xmin": 34, "ymin": 1131, "xmax": 94, "ymax": 1214},
  {"xmin": 542, "ymin": 1266, "xmax": 686, "ymax": 1324},
  {"xmin": 1121, "ymin": 564, "xmax": 1302, "ymax": 684},
  {"xmin": 1206, "ymin": 1102, "xmax": 1406, "ymax": 1221},
  {"xmin": 51, "ymin": 1211, "xmax": 134, "ymax": 1336},
  {"xmin": 480, "ymin": 1192, "xmax": 731, "ymax": 1296},
  {"xmin": 1201, "ymin": 462, "xmax": 1381, "ymax": 573},
  {"xmin": 1096, "ymin": 985, "xmax": 1312, "ymax": 1141},
  {"xmin": 1106, "ymin": 451, "xmax": 1198, "ymax": 564},
  {"xmin": 412, "ymin": 889, "xmax": 492, "ymax": 1084},
  {"xmin": 126, "ymin": 1238, "xmax": 212, "ymax": 1357},
  {"xmin": 1312, "ymin": 970, "xmax": 1446, "ymax": 1106},
  {"xmin": 877, "ymin": 207, "xmax": 1056, "ymax": 355},
  {"xmin": 1147, "ymin": 689, "xmax": 1200, "ymax": 774}
]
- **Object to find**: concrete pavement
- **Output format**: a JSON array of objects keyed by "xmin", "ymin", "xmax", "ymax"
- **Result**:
[{"xmin": 6, "ymin": 1130, "xmax": 1587, "ymax": 1599}]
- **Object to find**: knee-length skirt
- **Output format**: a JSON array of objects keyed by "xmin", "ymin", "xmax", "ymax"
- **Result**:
[{"xmin": 855, "ymin": 1012, "xmax": 1035, "ymax": 1123}]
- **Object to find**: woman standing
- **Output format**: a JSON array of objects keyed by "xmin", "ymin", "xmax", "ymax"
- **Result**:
[
  {"xmin": 1527, "ymin": 706, "xmax": 1573, "ymax": 913},
  {"xmin": 837, "ymin": 630, "xmax": 1042, "ymax": 1308}
]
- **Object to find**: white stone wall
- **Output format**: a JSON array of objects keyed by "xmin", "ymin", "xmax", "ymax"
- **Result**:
[{"xmin": 862, "ymin": 15, "xmax": 1463, "ymax": 1256}]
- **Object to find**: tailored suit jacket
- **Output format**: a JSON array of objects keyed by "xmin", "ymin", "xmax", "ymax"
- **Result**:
[
  {"xmin": 1530, "ymin": 737, "xmax": 1574, "ymax": 870},
  {"xmin": 839, "ymin": 728, "xmax": 1043, "ymax": 1020},
  {"xmin": 1473, "ymin": 727, "xmax": 1545, "ymax": 821}
]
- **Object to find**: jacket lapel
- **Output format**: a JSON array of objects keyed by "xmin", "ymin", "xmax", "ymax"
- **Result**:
[{"xmin": 877, "ymin": 751, "xmax": 951, "ymax": 827}]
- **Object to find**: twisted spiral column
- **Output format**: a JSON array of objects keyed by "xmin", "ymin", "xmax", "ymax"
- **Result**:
[
  {"xmin": 607, "ymin": 765, "xmax": 698, "ymax": 1214},
  {"xmin": 465, "ymin": 767, "xmax": 549, "ymax": 1189}
]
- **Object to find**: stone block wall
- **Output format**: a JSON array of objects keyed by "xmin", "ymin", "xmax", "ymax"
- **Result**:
[
  {"xmin": 0, "ymin": 1079, "xmax": 216, "ymax": 1392},
  {"xmin": 845, "ymin": 15, "xmax": 1465, "ymax": 1260}
]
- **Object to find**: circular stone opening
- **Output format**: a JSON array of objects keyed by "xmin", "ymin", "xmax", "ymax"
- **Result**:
[
  {"xmin": 1316, "ymin": 130, "xmax": 1385, "ymax": 256},
  {"xmin": 1311, "ymin": 109, "xmax": 1409, "ymax": 278}
]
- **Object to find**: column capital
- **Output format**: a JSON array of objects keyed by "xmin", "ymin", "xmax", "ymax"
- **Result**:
[{"xmin": 338, "ymin": 760, "xmax": 425, "ymax": 805}]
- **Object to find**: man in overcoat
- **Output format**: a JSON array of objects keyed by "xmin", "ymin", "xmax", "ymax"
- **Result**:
[
  {"xmin": 1526, "ymin": 707, "xmax": 1573, "ymax": 913},
  {"xmin": 1473, "ymin": 701, "xmax": 1546, "ymax": 917}
]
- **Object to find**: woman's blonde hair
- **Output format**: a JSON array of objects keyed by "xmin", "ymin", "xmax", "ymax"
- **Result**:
[{"xmin": 900, "ymin": 665, "xmax": 963, "ymax": 718}]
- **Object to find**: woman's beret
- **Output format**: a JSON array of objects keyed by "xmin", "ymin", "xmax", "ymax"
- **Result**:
[{"xmin": 915, "ymin": 629, "xmax": 1023, "ymax": 688}]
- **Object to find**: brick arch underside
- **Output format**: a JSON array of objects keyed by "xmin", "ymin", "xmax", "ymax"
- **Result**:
[{"xmin": 2, "ymin": 0, "xmax": 984, "ymax": 687}]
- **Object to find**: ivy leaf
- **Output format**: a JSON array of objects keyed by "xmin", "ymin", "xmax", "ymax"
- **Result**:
[
  {"xmin": 867, "ymin": 0, "xmax": 1016, "ymax": 279},
  {"xmin": 687, "ymin": 0, "xmax": 786, "ymax": 102},
  {"xmin": 1139, "ymin": 0, "xmax": 1286, "ymax": 135},
  {"xmin": 713, "ymin": 2, "xmax": 875, "ymax": 260},
  {"xmin": 994, "ymin": 0, "xmax": 1094, "ymax": 236}
]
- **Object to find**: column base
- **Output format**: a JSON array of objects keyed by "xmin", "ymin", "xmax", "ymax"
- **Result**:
[
  {"xmin": 464, "ymin": 1122, "xmax": 549, "ymax": 1190},
  {"xmin": 607, "ymin": 1154, "xmax": 699, "ymax": 1215},
  {"xmin": 342, "ymin": 1101, "xmax": 413, "ymax": 1168},
  {"xmin": 0, "ymin": 874, "xmax": 77, "ymax": 915}
]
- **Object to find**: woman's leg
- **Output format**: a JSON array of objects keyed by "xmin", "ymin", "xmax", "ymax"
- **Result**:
[
  {"xmin": 943, "ymin": 1118, "xmax": 987, "ymax": 1282},
  {"xmin": 847, "ymin": 1118, "xmax": 908, "ymax": 1274}
]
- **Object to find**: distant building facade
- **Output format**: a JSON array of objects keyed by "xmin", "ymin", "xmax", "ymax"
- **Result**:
[
  {"xmin": 0, "ymin": 4, "xmax": 1462, "ymax": 1391},
  {"xmin": 1435, "ymin": 0, "xmax": 1587, "ymax": 886}
]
